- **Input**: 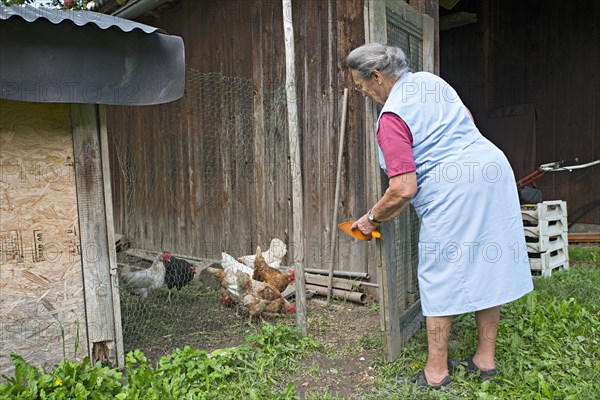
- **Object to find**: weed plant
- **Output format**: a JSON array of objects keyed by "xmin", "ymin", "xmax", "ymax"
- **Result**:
[
  {"xmin": 2, "ymin": 246, "xmax": 598, "ymax": 399},
  {"xmin": 0, "ymin": 324, "xmax": 319, "ymax": 400}
]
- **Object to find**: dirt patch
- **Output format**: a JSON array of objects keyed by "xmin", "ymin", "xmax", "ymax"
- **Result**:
[
  {"xmin": 117, "ymin": 252, "xmax": 381, "ymax": 397},
  {"xmin": 293, "ymin": 300, "xmax": 381, "ymax": 399}
]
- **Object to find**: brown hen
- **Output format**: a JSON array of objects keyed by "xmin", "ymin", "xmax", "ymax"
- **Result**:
[
  {"xmin": 252, "ymin": 246, "xmax": 295, "ymax": 292},
  {"xmin": 236, "ymin": 270, "xmax": 295, "ymax": 324}
]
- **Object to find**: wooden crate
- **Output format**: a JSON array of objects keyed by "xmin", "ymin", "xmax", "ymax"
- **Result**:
[
  {"xmin": 521, "ymin": 200, "xmax": 568, "ymax": 222},
  {"xmin": 522, "ymin": 201, "xmax": 568, "ymax": 241},
  {"xmin": 523, "ymin": 218, "xmax": 568, "ymax": 238},
  {"xmin": 525, "ymin": 231, "xmax": 568, "ymax": 253},
  {"xmin": 528, "ymin": 247, "xmax": 570, "ymax": 277},
  {"xmin": 521, "ymin": 200, "xmax": 570, "ymax": 277}
]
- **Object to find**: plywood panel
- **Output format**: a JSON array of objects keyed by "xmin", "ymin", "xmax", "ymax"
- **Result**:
[{"xmin": 0, "ymin": 99, "xmax": 86, "ymax": 376}]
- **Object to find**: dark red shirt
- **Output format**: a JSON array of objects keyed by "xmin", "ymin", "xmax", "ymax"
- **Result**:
[{"xmin": 377, "ymin": 112, "xmax": 416, "ymax": 177}]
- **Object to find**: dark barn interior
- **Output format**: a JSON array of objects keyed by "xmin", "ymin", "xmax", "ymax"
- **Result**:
[{"xmin": 439, "ymin": 0, "xmax": 600, "ymax": 227}]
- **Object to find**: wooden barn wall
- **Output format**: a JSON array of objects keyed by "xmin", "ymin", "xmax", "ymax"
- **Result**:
[
  {"xmin": 293, "ymin": 0, "xmax": 371, "ymax": 277},
  {"xmin": 106, "ymin": 0, "xmax": 371, "ymax": 276},
  {"xmin": 440, "ymin": 0, "xmax": 600, "ymax": 224}
]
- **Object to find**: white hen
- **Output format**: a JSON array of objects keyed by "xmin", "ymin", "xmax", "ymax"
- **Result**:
[
  {"xmin": 237, "ymin": 238, "xmax": 287, "ymax": 269},
  {"xmin": 220, "ymin": 252, "xmax": 254, "ymax": 297},
  {"xmin": 119, "ymin": 253, "xmax": 169, "ymax": 300}
]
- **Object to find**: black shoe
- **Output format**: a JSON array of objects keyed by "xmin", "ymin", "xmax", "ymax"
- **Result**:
[
  {"xmin": 448, "ymin": 354, "xmax": 498, "ymax": 380},
  {"xmin": 396, "ymin": 370, "xmax": 451, "ymax": 390}
]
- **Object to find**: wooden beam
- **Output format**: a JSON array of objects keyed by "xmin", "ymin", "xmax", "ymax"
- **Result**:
[
  {"xmin": 282, "ymin": 0, "xmax": 308, "ymax": 336},
  {"xmin": 440, "ymin": 12, "xmax": 477, "ymax": 31},
  {"xmin": 423, "ymin": 12, "xmax": 435, "ymax": 73},
  {"xmin": 71, "ymin": 103, "xmax": 119, "ymax": 366},
  {"xmin": 568, "ymin": 233, "xmax": 600, "ymax": 243},
  {"xmin": 365, "ymin": 0, "xmax": 393, "ymax": 362},
  {"xmin": 98, "ymin": 105, "xmax": 124, "ymax": 368}
]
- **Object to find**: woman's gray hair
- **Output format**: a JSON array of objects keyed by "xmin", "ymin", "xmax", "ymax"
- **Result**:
[{"xmin": 346, "ymin": 43, "xmax": 408, "ymax": 79}]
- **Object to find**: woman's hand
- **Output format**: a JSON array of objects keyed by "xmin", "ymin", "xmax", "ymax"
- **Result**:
[{"xmin": 351, "ymin": 213, "xmax": 380, "ymax": 236}]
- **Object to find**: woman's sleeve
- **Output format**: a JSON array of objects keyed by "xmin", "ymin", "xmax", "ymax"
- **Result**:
[{"xmin": 377, "ymin": 112, "xmax": 416, "ymax": 177}]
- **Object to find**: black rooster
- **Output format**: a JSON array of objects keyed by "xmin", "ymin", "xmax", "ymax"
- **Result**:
[{"xmin": 163, "ymin": 254, "xmax": 197, "ymax": 302}]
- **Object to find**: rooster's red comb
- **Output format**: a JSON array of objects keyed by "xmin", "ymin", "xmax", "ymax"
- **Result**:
[{"xmin": 285, "ymin": 304, "xmax": 296, "ymax": 314}]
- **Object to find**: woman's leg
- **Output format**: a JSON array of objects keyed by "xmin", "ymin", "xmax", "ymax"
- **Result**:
[
  {"xmin": 473, "ymin": 306, "xmax": 500, "ymax": 370},
  {"xmin": 424, "ymin": 315, "xmax": 452, "ymax": 384}
]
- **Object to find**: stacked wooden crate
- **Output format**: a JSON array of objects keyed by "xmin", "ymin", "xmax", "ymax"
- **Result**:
[{"xmin": 521, "ymin": 200, "xmax": 569, "ymax": 277}]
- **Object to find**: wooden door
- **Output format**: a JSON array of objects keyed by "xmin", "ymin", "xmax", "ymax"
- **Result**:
[{"xmin": 363, "ymin": 0, "xmax": 435, "ymax": 362}]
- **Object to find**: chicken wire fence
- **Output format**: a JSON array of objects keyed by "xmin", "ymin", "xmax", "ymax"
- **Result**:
[
  {"xmin": 111, "ymin": 22, "xmax": 422, "ymax": 357},
  {"xmin": 112, "ymin": 66, "xmax": 288, "ymax": 247},
  {"xmin": 111, "ymin": 66, "xmax": 291, "ymax": 361},
  {"xmin": 382, "ymin": 4, "xmax": 423, "ymax": 343}
]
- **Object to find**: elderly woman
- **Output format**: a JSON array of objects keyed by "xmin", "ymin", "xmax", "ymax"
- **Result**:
[{"xmin": 347, "ymin": 43, "xmax": 533, "ymax": 389}]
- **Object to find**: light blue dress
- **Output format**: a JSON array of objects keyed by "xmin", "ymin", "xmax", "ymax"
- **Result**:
[{"xmin": 379, "ymin": 72, "xmax": 534, "ymax": 317}]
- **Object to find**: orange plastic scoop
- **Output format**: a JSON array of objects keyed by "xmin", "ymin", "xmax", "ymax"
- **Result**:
[{"xmin": 338, "ymin": 221, "xmax": 381, "ymax": 241}]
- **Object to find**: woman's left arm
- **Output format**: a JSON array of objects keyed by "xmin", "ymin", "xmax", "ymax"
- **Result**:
[{"xmin": 352, "ymin": 172, "xmax": 417, "ymax": 234}]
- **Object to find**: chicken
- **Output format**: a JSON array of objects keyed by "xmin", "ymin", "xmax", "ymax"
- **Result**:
[
  {"xmin": 205, "ymin": 266, "xmax": 241, "ymax": 306},
  {"xmin": 119, "ymin": 252, "xmax": 169, "ymax": 300},
  {"xmin": 222, "ymin": 252, "xmax": 254, "ymax": 277},
  {"xmin": 211, "ymin": 253, "xmax": 252, "ymax": 296},
  {"xmin": 237, "ymin": 238, "xmax": 287, "ymax": 269},
  {"xmin": 236, "ymin": 270, "xmax": 296, "ymax": 324},
  {"xmin": 206, "ymin": 266, "xmax": 295, "ymax": 323},
  {"xmin": 163, "ymin": 254, "xmax": 197, "ymax": 302},
  {"xmin": 252, "ymin": 246, "xmax": 295, "ymax": 292}
]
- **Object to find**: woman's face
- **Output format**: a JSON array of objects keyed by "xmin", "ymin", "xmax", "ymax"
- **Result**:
[{"xmin": 351, "ymin": 69, "xmax": 388, "ymax": 105}]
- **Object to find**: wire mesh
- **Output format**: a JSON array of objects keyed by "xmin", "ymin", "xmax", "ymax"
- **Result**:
[
  {"xmin": 116, "ymin": 253, "xmax": 248, "ymax": 364},
  {"xmin": 386, "ymin": 6, "xmax": 424, "ymax": 73},
  {"xmin": 384, "ymin": 6, "xmax": 422, "ymax": 315},
  {"xmin": 110, "ymin": 66, "xmax": 292, "ymax": 362}
]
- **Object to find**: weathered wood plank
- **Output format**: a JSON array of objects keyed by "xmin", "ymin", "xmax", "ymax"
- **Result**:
[
  {"xmin": 568, "ymin": 233, "xmax": 600, "ymax": 243},
  {"xmin": 252, "ymin": 0, "xmax": 267, "ymax": 250},
  {"xmin": 98, "ymin": 105, "xmax": 124, "ymax": 367},
  {"xmin": 410, "ymin": 0, "xmax": 440, "ymax": 74},
  {"xmin": 365, "ymin": 0, "xmax": 392, "ymax": 355},
  {"xmin": 422, "ymin": 13, "xmax": 435, "ymax": 73},
  {"xmin": 337, "ymin": 0, "xmax": 369, "ymax": 284},
  {"xmin": 71, "ymin": 103, "xmax": 118, "ymax": 364}
]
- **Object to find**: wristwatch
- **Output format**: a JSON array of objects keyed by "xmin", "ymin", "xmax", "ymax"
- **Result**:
[{"xmin": 368, "ymin": 210, "xmax": 381, "ymax": 224}]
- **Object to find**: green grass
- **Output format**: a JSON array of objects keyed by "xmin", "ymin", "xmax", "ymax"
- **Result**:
[
  {"xmin": 373, "ymin": 255, "xmax": 600, "ymax": 399},
  {"xmin": 2, "ymin": 247, "xmax": 598, "ymax": 399},
  {"xmin": 569, "ymin": 245, "xmax": 600, "ymax": 267}
]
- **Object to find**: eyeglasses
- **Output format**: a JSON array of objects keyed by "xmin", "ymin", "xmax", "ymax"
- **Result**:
[{"xmin": 353, "ymin": 76, "xmax": 372, "ymax": 93}]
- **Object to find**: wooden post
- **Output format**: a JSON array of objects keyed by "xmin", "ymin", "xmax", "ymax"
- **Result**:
[
  {"xmin": 327, "ymin": 88, "xmax": 349, "ymax": 303},
  {"xmin": 71, "ymin": 103, "xmax": 121, "ymax": 366},
  {"xmin": 282, "ymin": 0, "xmax": 307, "ymax": 336},
  {"xmin": 364, "ymin": 0, "xmax": 433, "ymax": 363},
  {"xmin": 98, "ymin": 106, "xmax": 124, "ymax": 367},
  {"xmin": 410, "ymin": 0, "xmax": 440, "ymax": 74},
  {"xmin": 364, "ymin": 0, "xmax": 388, "ymax": 342}
]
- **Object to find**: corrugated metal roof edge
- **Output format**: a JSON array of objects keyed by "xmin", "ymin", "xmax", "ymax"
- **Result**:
[{"xmin": 0, "ymin": 3, "xmax": 164, "ymax": 35}]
